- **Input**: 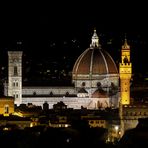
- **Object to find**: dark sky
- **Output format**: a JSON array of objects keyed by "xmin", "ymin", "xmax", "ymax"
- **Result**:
[
  {"xmin": 0, "ymin": 1, "xmax": 147, "ymax": 73},
  {"xmin": 0, "ymin": 1, "xmax": 147, "ymax": 38}
]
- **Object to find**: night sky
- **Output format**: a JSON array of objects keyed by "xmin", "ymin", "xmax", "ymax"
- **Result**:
[{"xmin": 0, "ymin": 1, "xmax": 147, "ymax": 74}]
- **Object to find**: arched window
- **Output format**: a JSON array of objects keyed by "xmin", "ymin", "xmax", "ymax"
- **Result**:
[
  {"xmin": 66, "ymin": 92, "xmax": 69, "ymax": 96},
  {"xmin": 33, "ymin": 91, "xmax": 36, "ymax": 96},
  {"xmin": 13, "ymin": 82, "xmax": 15, "ymax": 87},
  {"xmin": 16, "ymin": 82, "xmax": 18, "ymax": 87},
  {"xmin": 16, "ymin": 94, "xmax": 19, "ymax": 98},
  {"xmin": 13, "ymin": 81, "xmax": 18, "ymax": 87},
  {"xmin": 123, "ymin": 56, "xmax": 129, "ymax": 64},
  {"xmin": 50, "ymin": 91, "xmax": 53, "ymax": 96},
  {"xmin": 5, "ymin": 105, "xmax": 9, "ymax": 114},
  {"xmin": 14, "ymin": 66, "xmax": 18, "ymax": 76},
  {"xmin": 82, "ymin": 82, "xmax": 86, "ymax": 87},
  {"xmin": 97, "ymin": 82, "xmax": 101, "ymax": 88}
]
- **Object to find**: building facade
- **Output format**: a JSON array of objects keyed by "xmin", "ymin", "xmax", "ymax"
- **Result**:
[
  {"xmin": 119, "ymin": 39, "xmax": 148, "ymax": 136},
  {"xmin": 4, "ymin": 29, "xmax": 119, "ymax": 109},
  {"xmin": 0, "ymin": 96, "xmax": 14, "ymax": 116},
  {"xmin": 8, "ymin": 51, "xmax": 23, "ymax": 105}
]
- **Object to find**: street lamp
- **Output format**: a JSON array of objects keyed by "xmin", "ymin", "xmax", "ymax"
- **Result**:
[
  {"xmin": 115, "ymin": 125, "xmax": 119, "ymax": 140},
  {"xmin": 115, "ymin": 125, "xmax": 119, "ymax": 131}
]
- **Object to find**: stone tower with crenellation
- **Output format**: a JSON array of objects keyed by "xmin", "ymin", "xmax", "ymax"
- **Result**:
[
  {"xmin": 119, "ymin": 38, "xmax": 132, "ymax": 137},
  {"xmin": 119, "ymin": 39, "xmax": 132, "ymax": 105}
]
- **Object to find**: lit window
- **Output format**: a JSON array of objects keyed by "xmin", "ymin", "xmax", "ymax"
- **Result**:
[
  {"xmin": 5, "ymin": 105, "xmax": 9, "ymax": 114},
  {"xmin": 101, "ymin": 120, "xmax": 104, "ymax": 124},
  {"xmin": 90, "ymin": 121, "xmax": 94, "ymax": 124}
]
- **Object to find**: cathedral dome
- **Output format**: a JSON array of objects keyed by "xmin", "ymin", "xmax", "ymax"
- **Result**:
[{"xmin": 72, "ymin": 29, "xmax": 118, "ymax": 80}]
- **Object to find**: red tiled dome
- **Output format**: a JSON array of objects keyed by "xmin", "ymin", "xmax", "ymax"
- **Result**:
[
  {"xmin": 72, "ymin": 47, "xmax": 118, "ymax": 79},
  {"xmin": 72, "ymin": 29, "xmax": 118, "ymax": 81}
]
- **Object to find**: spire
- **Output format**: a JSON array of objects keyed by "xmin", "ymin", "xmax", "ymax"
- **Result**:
[
  {"xmin": 122, "ymin": 34, "xmax": 130, "ymax": 49},
  {"xmin": 90, "ymin": 28, "xmax": 101, "ymax": 48}
]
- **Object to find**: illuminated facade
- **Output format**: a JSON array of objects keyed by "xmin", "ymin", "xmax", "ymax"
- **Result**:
[
  {"xmin": 0, "ymin": 96, "xmax": 14, "ymax": 116},
  {"xmin": 4, "ymin": 29, "xmax": 119, "ymax": 109},
  {"xmin": 119, "ymin": 39, "xmax": 148, "ymax": 135},
  {"xmin": 8, "ymin": 51, "xmax": 23, "ymax": 105},
  {"xmin": 119, "ymin": 39, "xmax": 132, "ymax": 105},
  {"xmin": 72, "ymin": 29, "xmax": 119, "ymax": 97}
]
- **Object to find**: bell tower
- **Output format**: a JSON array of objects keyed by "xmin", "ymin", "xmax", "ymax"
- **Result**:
[
  {"xmin": 119, "ymin": 38, "xmax": 132, "ymax": 105},
  {"xmin": 8, "ymin": 51, "xmax": 23, "ymax": 106}
]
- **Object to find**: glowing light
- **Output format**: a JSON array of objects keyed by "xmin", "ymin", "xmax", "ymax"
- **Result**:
[
  {"xmin": 115, "ymin": 125, "xmax": 119, "ymax": 131},
  {"xmin": 3, "ymin": 127, "xmax": 9, "ymax": 131},
  {"xmin": 65, "ymin": 124, "xmax": 68, "ymax": 127}
]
